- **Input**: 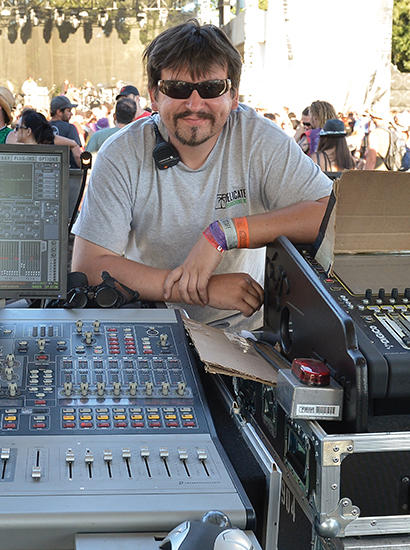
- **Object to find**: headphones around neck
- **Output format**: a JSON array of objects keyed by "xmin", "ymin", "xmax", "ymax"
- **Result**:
[{"xmin": 152, "ymin": 120, "xmax": 180, "ymax": 170}]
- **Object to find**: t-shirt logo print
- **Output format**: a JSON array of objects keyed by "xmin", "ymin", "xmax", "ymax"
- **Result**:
[{"xmin": 216, "ymin": 188, "xmax": 247, "ymax": 209}]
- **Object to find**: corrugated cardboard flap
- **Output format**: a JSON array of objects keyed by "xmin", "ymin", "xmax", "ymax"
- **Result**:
[
  {"xmin": 332, "ymin": 171, "xmax": 410, "ymax": 254},
  {"xmin": 315, "ymin": 170, "xmax": 410, "ymax": 294}
]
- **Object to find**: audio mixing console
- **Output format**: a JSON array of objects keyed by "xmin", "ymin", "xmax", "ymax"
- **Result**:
[{"xmin": 0, "ymin": 308, "xmax": 253, "ymax": 550}]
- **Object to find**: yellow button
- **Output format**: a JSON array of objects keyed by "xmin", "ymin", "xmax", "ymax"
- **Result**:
[
  {"xmin": 97, "ymin": 415, "xmax": 109, "ymax": 420},
  {"xmin": 131, "ymin": 414, "xmax": 143, "ymax": 420},
  {"xmin": 148, "ymin": 414, "xmax": 160, "ymax": 420},
  {"xmin": 181, "ymin": 414, "xmax": 193, "ymax": 419},
  {"xmin": 63, "ymin": 415, "xmax": 75, "ymax": 421},
  {"xmin": 165, "ymin": 414, "xmax": 177, "ymax": 420},
  {"xmin": 114, "ymin": 414, "xmax": 126, "ymax": 420},
  {"xmin": 80, "ymin": 415, "xmax": 92, "ymax": 420},
  {"xmin": 4, "ymin": 416, "xmax": 16, "ymax": 421}
]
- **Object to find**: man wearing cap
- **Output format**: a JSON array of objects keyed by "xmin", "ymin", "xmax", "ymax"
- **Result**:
[
  {"xmin": 49, "ymin": 95, "xmax": 81, "ymax": 167},
  {"xmin": 116, "ymin": 85, "xmax": 150, "ymax": 120},
  {"xmin": 0, "ymin": 86, "xmax": 17, "ymax": 144}
]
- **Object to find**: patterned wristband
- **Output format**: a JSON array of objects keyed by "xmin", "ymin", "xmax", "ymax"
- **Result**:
[
  {"xmin": 219, "ymin": 217, "xmax": 238, "ymax": 250},
  {"xmin": 203, "ymin": 226, "xmax": 225, "ymax": 253},
  {"xmin": 233, "ymin": 217, "xmax": 250, "ymax": 248}
]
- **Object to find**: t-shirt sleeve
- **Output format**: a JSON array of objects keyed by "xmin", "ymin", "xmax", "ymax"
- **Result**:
[{"xmin": 262, "ymin": 135, "xmax": 332, "ymax": 211}]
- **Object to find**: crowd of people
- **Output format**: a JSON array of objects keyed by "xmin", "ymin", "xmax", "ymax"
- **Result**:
[
  {"xmin": 2, "ymin": 74, "xmax": 410, "ymax": 175},
  {"xmin": 0, "ymin": 81, "xmax": 151, "ymax": 167},
  {"xmin": 261, "ymin": 103, "xmax": 410, "ymax": 172}
]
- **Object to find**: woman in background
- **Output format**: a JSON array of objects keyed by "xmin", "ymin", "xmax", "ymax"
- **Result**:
[
  {"xmin": 313, "ymin": 118, "xmax": 356, "ymax": 172},
  {"xmin": 15, "ymin": 109, "xmax": 81, "ymax": 166}
]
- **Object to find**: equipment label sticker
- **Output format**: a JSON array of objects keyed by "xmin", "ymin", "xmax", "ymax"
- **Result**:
[{"xmin": 296, "ymin": 404, "xmax": 340, "ymax": 417}]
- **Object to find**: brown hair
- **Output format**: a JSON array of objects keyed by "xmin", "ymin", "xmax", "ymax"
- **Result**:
[
  {"xmin": 310, "ymin": 101, "xmax": 337, "ymax": 128},
  {"xmin": 317, "ymin": 135, "xmax": 355, "ymax": 170},
  {"xmin": 143, "ymin": 19, "xmax": 242, "ymax": 97}
]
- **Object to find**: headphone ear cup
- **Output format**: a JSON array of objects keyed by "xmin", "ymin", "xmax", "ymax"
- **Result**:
[
  {"xmin": 94, "ymin": 286, "xmax": 119, "ymax": 308},
  {"xmin": 68, "ymin": 271, "xmax": 89, "ymax": 289},
  {"xmin": 66, "ymin": 288, "xmax": 88, "ymax": 309}
]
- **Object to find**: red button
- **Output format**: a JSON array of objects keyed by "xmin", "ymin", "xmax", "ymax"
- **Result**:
[
  {"xmin": 149, "ymin": 421, "xmax": 162, "ymax": 427},
  {"xmin": 115, "ymin": 422, "xmax": 128, "ymax": 428},
  {"xmin": 63, "ymin": 422, "xmax": 76, "ymax": 428},
  {"xmin": 80, "ymin": 422, "xmax": 93, "ymax": 428},
  {"xmin": 97, "ymin": 422, "xmax": 110, "ymax": 428},
  {"xmin": 33, "ymin": 422, "xmax": 46, "ymax": 429},
  {"xmin": 166, "ymin": 421, "xmax": 179, "ymax": 427},
  {"xmin": 3, "ymin": 423, "xmax": 16, "ymax": 429},
  {"xmin": 35, "ymin": 400, "xmax": 47, "ymax": 405},
  {"xmin": 183, "ymin": 421, "xmax": 196, "ymax": 427},
  {"xmin": 132, "ymin": 421, "xmax": 144, "ymax": 427}
]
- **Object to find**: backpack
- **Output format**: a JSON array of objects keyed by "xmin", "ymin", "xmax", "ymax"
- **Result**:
[{"xmin": 383, "ymin": 127, "xmax": 409, "ymax": 171}]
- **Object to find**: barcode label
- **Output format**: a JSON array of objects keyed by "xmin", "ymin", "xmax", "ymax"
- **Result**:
[{"xmin": 296, "ymin": 404, "xmax": 340, "ymax": 417}]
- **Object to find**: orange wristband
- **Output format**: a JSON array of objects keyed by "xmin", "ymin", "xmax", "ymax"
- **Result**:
[{"xmin": 233, "ymin": 217, "xmax": 250, "ymax": 248}]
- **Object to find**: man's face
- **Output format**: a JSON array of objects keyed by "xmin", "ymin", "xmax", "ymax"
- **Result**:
[
  {"xmin": 149, "ymin": 66, "xmax": 239, "ymax": 148},
  {"xmin": 60, "ymin": 108, "xmax": 72, "ymax": 122},
  {"xmin": 302, "ymin": 114, "xmax": 311, "ymax": 129}
]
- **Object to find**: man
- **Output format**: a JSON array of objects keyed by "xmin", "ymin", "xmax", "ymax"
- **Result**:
[
  {"xmin": 86, "ymin": 98, "xmax": 137, "ymax": 153},
  {"xmin": 49, "ymin": 95, "xmax": 81, "ymax": 167},
  {"xmin": 72, "ymin": 20, "xmax": 331, "ymax": 331},
  {"xmin": 364, "ymin": 110, "xmax": 390, "ymax": 170},
  {"xmin": 0, "ymin": 86, "xmax": 17, "ymax": 144},
  {"xmin": 116, "ymin": 85, "xmax": 151, "ymax": 120}
]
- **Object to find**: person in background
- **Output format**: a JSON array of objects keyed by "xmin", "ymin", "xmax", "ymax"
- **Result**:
[
  {"xmin": 86, "ymin": 98, "xmax": 137, "ymax": 153},
  {"xmin": 116, "ymin": 85, "xmax": 151, "ymax": 120},
  {"xmin": 293, "ymin": 106, "xmax": 311, "ymax": 144},
  {"xmin": 298, "ymin": 100, "xmax": 337, "ymax": 156},
  {"xmin": 312, "ymin": 119, "xmax": 355, "ymax": 172},
  {"xmin": 49, "ymin": 95, "xmax": 82, "ymax": 167},
  {"xmin": 364, "ymin": 110, "xmax": 390, "ymax": 171},
  {"xmin": 0, "ymin": 86, "xmax": 17, "ymax": 144},
  {"xmin": 15, "ymin": 109, "xmax": 81, "ymax": 166}
]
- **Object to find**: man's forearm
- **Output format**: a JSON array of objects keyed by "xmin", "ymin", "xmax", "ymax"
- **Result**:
[
  {"xmin": 71, "ymin": 236, "xmax": 174, "ymax": 302},
  {"xmin": 246, "ymin": 197, "xmax": 329, "ymax": 248}
]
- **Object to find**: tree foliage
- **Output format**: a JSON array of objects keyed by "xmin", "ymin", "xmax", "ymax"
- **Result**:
[{"xmin": 392, "ymin": 0, "xmax": 410, "ymax": 71}]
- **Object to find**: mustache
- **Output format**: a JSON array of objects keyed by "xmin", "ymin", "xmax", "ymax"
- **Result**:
[{"xmin": 173, "ymin": 110, "xmax": 215, "ymax": 123}]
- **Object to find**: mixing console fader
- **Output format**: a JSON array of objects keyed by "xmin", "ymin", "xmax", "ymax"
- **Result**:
[{"xmin": 0, "ymin": 308, "xmax": 253, "ymax": 550}]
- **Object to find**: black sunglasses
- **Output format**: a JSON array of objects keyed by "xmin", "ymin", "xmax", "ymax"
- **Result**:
[{"xmin": 157, "ymin": 79, "xmax": 232, "ymax": 100}]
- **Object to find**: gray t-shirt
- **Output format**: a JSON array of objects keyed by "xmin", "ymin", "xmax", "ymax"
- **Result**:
[{"xmin": 73, "ymin": 104, "xmax": 332, "ymax": 329}]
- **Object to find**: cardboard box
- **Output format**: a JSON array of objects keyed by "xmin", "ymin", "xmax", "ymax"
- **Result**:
[{"xmin": 315, "ymin": 171, "xmax": 410, "ymax": 295}]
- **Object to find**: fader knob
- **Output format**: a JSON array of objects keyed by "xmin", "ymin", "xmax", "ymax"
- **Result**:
[
  {"xmin": 84, "ymin": 331, "xmax": 93, "ymax": 345},
  {"xmin": 177, "ymin": 382, "xmax": 186, "ymax": 396},
  {"xmin": 80, "ymin": 381, "xmax": 89, "ymax": 396},
  {"xmin": 113, "ymin": 381, "xmax": 122, "ymax": 396},
  {"xmin": 64, "ymin": 382, "xmax": 73, "ymax": 397},
  {"xmin": 8, "ymin": 383, "xmax": 17, "ymax": 397},
  {"xmin": 96, "ymin": 382, "xmax": 105, "ymax": 396},
  {"xmin": 161, "ymin": 382, "xmax": 170, "ymax": 396},
  {"xmin": 6, "ymin": 353, "xmax": 15, "ymax": 367},
  {"xmin": 404, "ymin": 288, "xmax": 410, "ymax": 303},
  {"xmin": 129, "ymin": 382, "xmax": 137, "ymax": 396},
  {"xmin": 145, "ymin": 381, "xmax": 153, "ymax": 396},
  {"xmin": 159, "ymin": 334, "xmax": 168, "ymax": 347},
  {"xmin": 5, "ymin": 367, "xmax": 13, "ymax": 381}
]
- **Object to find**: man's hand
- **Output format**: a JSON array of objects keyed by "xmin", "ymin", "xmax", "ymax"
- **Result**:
[
  {"xmin": 207, "ymin": 273, "xmax": 263, "ymax": 317},
  {"xmin": 163, "ymin": 234, "xmax": 223, "ymax": 306}
]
